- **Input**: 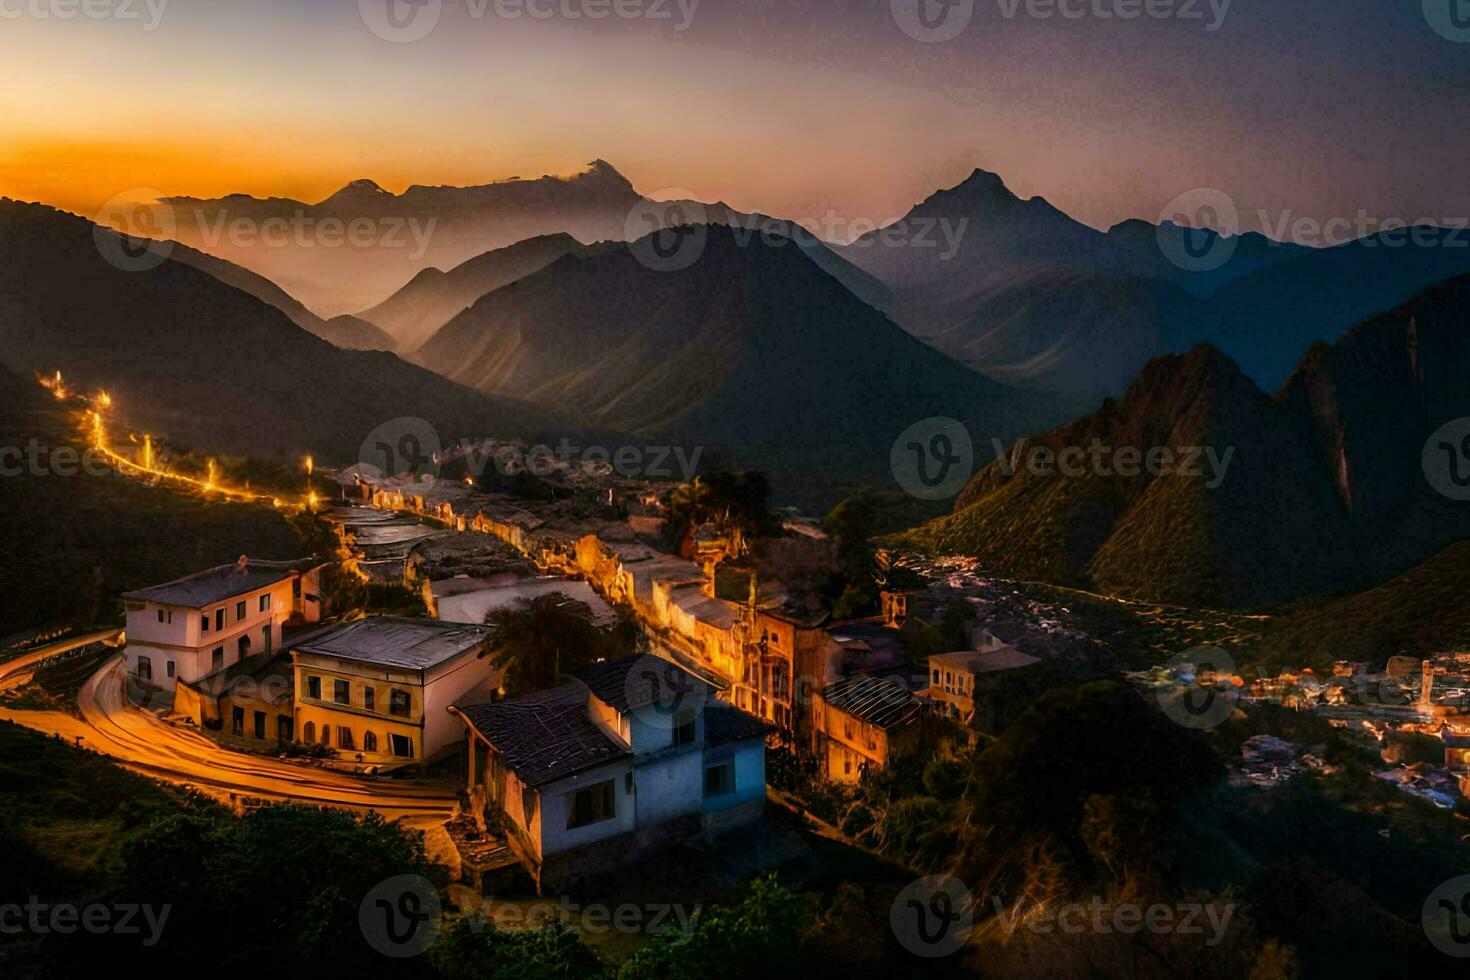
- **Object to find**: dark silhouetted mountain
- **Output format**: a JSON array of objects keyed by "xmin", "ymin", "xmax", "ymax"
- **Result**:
[
  {"xmin": 906, "ymin": 276, "xmax": 1470, "ymax": 607},
  {"xmin": 358, "ymin": 233, "xmax": 595, "ymax": 353},
  {"xmin": 837, "ymin": 168, "xmax": 1470, "ymax": 401},
  {"xmin": 1201, "ymin": 226, "xmax": 1470, "ymax": 389},
  {"xmin": 413, "ymin": 224, "xmax": 1066, "ymax": 499},
  {"xmin": 0, "ymin": 199, "xmax": 559, "ymax": 464}
]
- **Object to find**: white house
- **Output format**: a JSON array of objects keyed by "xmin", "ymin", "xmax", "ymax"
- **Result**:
[
  {"xmin": 452, "ymin": 653, "xmax": 769, "ymax": 893},
  {"xmin": 122, "ymin": 556, "xmax": 324, "ymax": 696}
]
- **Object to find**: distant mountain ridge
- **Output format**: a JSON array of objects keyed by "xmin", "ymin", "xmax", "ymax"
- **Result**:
[
  {"xmin": 411, "ymin": 223, "xmax": 1068, "ymax": 502},
  {"xmin": 837, "ymin": 167, "xmax": 1470, "ymax": 399},
  {"xmin": 905, "ymin": 275, "xmax": 1470, "ymax": 608},
  {"xmin": 0, "ymin": 198, "xmax": 560, "ymax": 463}
]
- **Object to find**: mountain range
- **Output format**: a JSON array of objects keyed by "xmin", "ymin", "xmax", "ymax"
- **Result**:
[
  {"xmin": 904, "ymin": 276, "xmax": 1470, "ymax": 608},
  {"xmin": 410, "ymin": 223, "xmax": 1058, "ymax": 501},
  {"xmin": 0, "ymin": 199, "xmax": 559, "ymax": 463},
  {"xmin": 835, "ymin": 168, "xmax": 1470, "ymax": 398}
]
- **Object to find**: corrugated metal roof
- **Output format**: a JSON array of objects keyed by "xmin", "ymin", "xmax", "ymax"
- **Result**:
[
  {"xmin": 458, "ymin": 684, "xmax": 629, "ymax": 788},
  {"xmin": 122, "ymin": 557, "xmax": 320, "ymax": 608},
  {"xmin": 291, "ymin": 617, "xmax": 491, "ymax": 671},
  {"xmin": 820, "ymin": 674, "xmax": 923, "ymax": 729}
]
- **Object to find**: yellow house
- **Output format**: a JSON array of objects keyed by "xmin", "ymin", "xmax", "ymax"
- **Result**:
[
  {"xmin": 927, "ymin": 642, "xmax": 1042, "ymax": 732},
  {"xmin": 290, "ymin": 617, "xmax": 496, "ymax": 767},
  {"xmin": 812, "ymin": 674, "xmax": 925, "ymax": 782}
]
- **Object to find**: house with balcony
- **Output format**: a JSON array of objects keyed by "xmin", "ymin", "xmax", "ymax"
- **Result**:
[
  {"xmin": 451, "ymin": 653, "xmax": 769, "ymax": 893},
  {"xmin": 121, "ymin": 556, "xmax": 324, "ymax": 702},
  {"xmin": 289, "ymin": 617, "xmax": 496, "ymax": 766}
]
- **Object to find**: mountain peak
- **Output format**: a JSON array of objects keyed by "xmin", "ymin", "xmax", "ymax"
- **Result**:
[{"xmin": 319, "ymin": 178, "xmax": 392, "ymax": 206}]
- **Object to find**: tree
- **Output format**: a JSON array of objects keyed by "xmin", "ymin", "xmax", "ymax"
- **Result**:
[
  {"xmin": 484, "ymin": 592, "xmax": 627, "ymax": 696},
  {"xmin": 665, "ymin": 470, "xmax": 773, "ymax": 556},
  {"xmin": 429, "ymin": 916, "xmax": 606, "ymax": 979}
]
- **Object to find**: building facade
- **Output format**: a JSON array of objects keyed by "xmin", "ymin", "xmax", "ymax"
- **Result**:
[
  {"xmin": 812, "ymin": 674, "xmax": 926, "ymax": 783},
  {"xmin": 122, "ymin": 556, "xmax": 323, "ymax": 696},
  {"xmin": 453, "ymin": 653, "xmax": 769, "ymax": 893},
  {"xmin": 290, "ymin": 617, "xmax": 496, "ymax": 766}
]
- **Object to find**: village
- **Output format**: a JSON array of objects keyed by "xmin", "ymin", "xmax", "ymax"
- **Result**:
[{"xmin": 67, "ymin": 436, "xmax": 1466, "ymax": 903}]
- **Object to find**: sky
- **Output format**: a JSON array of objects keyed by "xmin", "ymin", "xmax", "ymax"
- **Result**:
[{"xmin": 2, "ymin": 0, "xmax": 1468, "ymax": 236}]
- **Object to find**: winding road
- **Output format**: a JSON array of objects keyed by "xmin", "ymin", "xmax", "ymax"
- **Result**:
[{"xmin": 1, "ymin": 654, "xmax": 457, "ymax": 825}]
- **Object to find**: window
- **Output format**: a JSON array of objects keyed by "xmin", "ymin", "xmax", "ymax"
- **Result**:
[
  {"xmin": 319, "ymin": 724, "xmax": 331, "ymax": 745},
  {"xmin": 231, "ymin": 707, "xmax": 244, "ymax": 736},
  {"xmin": 389, "ymin": 689, "xmax": 411, "ymax": 717},
  {"xmin": 262, "ymin": 624, "xmax": 272, "ymax": 657},
  {"xmin": 843, "ymin": 755, "xmax": 852, "ymax": 775},
  {"xmin": 704, "ymin": 762, "xmax": 734, "ymax": 798},
  {"xmin": 166, "ymin": 660, "xmax": 175, "ymax": 678},
  {"xmin": 363, "ymin": 687, "xmax": 375, "ymax": 711},
  {"xmin": 237, "ymin": 635, "xmax": 250, "ymax": 659},
  {"xmin": 566, "ymin": 780, "xmax": 616, "ymax": 829},
  {"xmin": 302, "ymin": 721, "xmax": 315, "ymax": 743},
  {"xmin": 338, "ymin": 727, "xmax": 355, "ymax": 751},
  {"xmin": 235, "ymin": 601, "xmax": 246, "ymax": 621},
  {"xmin": 136, "ymin": 656, "xmax": 152, "ymax": 681},
  {"xmin": 363, "ymin": 731, "xmax": 378, "ymax": 752},
  {"xmin": 253, "ymin": 711, "xmax": 266, "ymax": 740},
  {"xmin": 211, "ymin": 647, "xmax": 224, "ymax": 671},
  {"xmin": 334, "ymin": 679, "xmax": 350, "ymax": 705},
  {"xmin": 390, "ymin": 733, "xmax": 414, "ymax": 758},
  {"xmin": 673, "ymin": 707, "xmax": 697, "ymax": 746},
  {"xmin": 201, "ymin": 614, "xmax": 209, "ymax": 635},
  {"xmin": 156, "ymin": 609, "xmax": 164, "ymax": 624},
  {"xmin": 215, "ymin": 608, "xmax": 224, "ymax": 631},
  {"xmin": 932, "ymin": 668, "xmax": 940, "ymax": 684},
  {"xmin": 306, "ymin": 675, "xmax": 321, "ymax": 700},
  {"xmin": 259, "ymin": 594, "xmax": 271, "ymax": 613},
  {"xmin": 277, "ymin": 716, "xmax": 293, "ymax": 742}
]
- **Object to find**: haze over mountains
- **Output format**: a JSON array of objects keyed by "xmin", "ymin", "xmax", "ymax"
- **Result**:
[
  {"xmin": 0, "ymin": 199, "xmax": 558, "ymax": 462},
  {"xmin": 906, "ymin": 277, "xmax": 1470, "ymax": 609},
  {"xmin": 411, "ymin": 224, "xmax": 1054, "ymax": 497}
]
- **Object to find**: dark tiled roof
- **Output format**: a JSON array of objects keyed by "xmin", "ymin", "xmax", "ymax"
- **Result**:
[
  {"xmin": 705, "ymin": 703, "xmax": 772, "ymax": 747},
  {"xmin": 575, "ymin": 654, "xmax": 713, "ymax": 712},
  {"xmin": 291, "ymin": 617, "xmax": 491, "ymax": 671},
  {"xmin": 820, "ymin": 674, "xmax": 923, "ymax": 729},
  {"xmin": 457, "ymin": 684, "xmax": 629, "ymax": 788},
  {"xmin": 122, "ymin": 557, "xmax": 320, "ymax": 608}
]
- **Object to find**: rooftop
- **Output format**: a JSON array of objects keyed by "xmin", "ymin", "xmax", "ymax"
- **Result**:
[
  {"xmin": 122, "ymin": 557, "xmax": 320, "ymax": 608},
  {"xmin": 290, "ymin": 617, "xmax": 491, "ymax": 671},
  {"xmin": 456, "ymin": 684, "xmax": 629, "ymax": 788},
  {"xmin": 820, "ymin": 674, "xmax": 925, "ymax": 729},
  {"xmin": 705, "ymin": 703, "xmax": 772, "ymax": 746},
  {"xmin": 929, "ymin": 647, "xmax": 1041, "ymax": 674},
  {"xmin": 575, "ymin": 653, "xmax": 714, "ymax": 713}
]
